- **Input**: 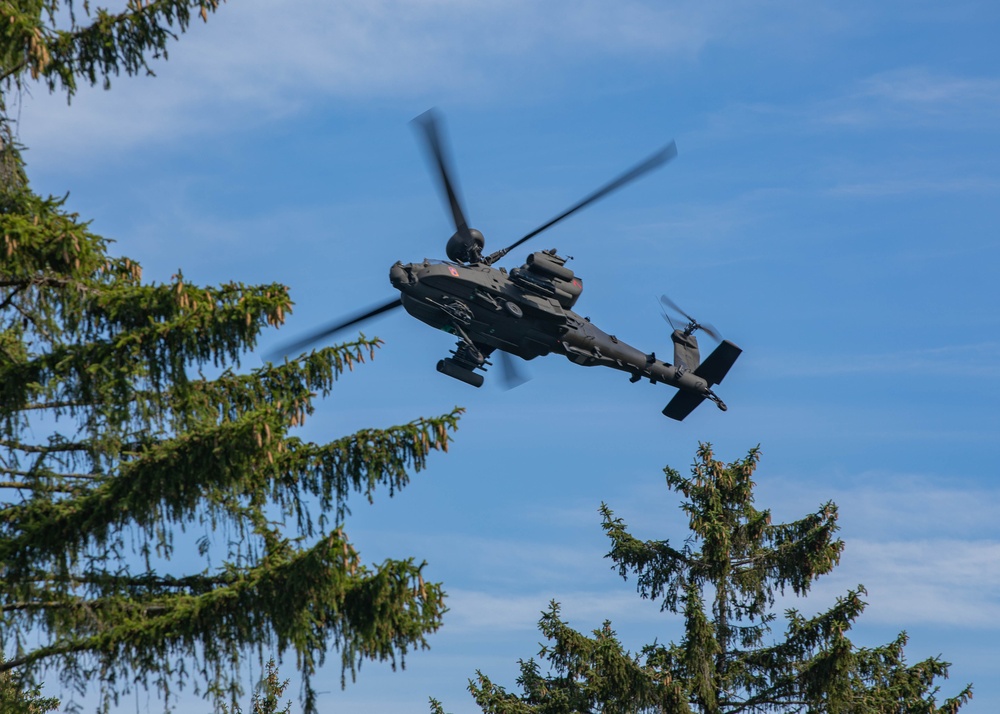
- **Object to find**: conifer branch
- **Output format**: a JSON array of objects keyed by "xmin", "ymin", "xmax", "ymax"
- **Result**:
[
  {"xmin": 0, "ymin": 481, "xmax": 76, "ymax": 493},
  {"xmin": 1, "ymin": 8, "xmax": 458, "ymax": 709},
  {"xmin": 1, "ymin": 1, "xmax": 224, "ymax": 94},
  {"xmin": 0, "ymin": 468, "xmax": 102, "ymax": 480},
  {"xmin": 0, "ymin": 282, "xmax": 27, "ymax": 311},
  {"xmin": 0, "ymin": 438, "xmax": 92, "ymax": 454},
  {"xmin": 19, "ymin": 400, "xmax": 91, "ymax": 411}
]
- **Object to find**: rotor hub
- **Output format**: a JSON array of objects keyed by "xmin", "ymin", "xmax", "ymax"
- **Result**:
[{"xmin": 446, "ymin": 228, "xmax": 485, "ymax": 264}]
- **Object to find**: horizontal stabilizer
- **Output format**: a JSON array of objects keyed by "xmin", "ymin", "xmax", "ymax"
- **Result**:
[
  {"xmin": 694, "ymin": 340, "xmax": 741, "ymax": 386},
  {"xmin": 662, "ymin": 390, "xmax": 705, "ymax": 421}
]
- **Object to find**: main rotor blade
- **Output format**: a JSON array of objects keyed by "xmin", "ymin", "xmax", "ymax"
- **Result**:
[
  {"xmin": 267, "ymin": 297, "xmax": 403, "ymax": 359},
  {"xmin": 488, "ymin": 141, "xmax": 678, "ymax": 263},
  {"xmin": 498, "ymin": 349, "xmax": 530, "ymax": 390},
  {"xmin": 412, "ymin": 109, "xmax": 474, "ymax": 243}
]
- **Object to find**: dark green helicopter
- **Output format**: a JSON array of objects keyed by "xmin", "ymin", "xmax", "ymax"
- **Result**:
[{"xmin": 276, "ymin": 110, "xmax": 741, "ymax": 421}]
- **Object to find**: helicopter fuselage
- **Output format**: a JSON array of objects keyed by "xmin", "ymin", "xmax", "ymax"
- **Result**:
[
  {"xmin": 273, "ymin": 112, "xmax": 740, "ymax": 420},
  {"xmin": 388, "ymin": 250, "xmax": 718, "ymax": 403},
  {"xmin": 270, "ymin": 109, "xmax": 741, "ymax": 421}
]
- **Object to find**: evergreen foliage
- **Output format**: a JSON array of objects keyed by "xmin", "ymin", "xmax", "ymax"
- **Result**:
[
  {"xmin": 0, "ymin": 655, "xmax": 59, "ymax": 714},
  {"xmin": 450, "ymin": 445, "xmax": 972, "ymax": 713},
  {"xmin": 0, "ymin": 2, "xmax": 461, "ymax": 711},
  {"xmin": 1, "ymin": 0, "xmax": 223, "ymax": 99},
  {"xmin": 221, "ymin": 659, "xmax": 292, "ymax": 714}
]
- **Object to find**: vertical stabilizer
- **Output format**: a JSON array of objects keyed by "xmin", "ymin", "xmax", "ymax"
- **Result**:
[{"xmin": 671, "ymin": 330, "xmax": 700, "ymax": 371}]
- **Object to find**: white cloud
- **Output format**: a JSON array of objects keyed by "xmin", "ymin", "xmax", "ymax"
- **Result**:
[
  {"xmin": 826, "ymin": 176, "xmax": 1000, "ymax": 197},
  {"xmin": 758, "ymin": 472, "xmax": 1000, "ymax": 628},
  {"xmin": 816, "ymin": 539, "xmax": 1000, "ymax": 628},
  {"xmin": 12, "ymin": 0, "xmax": 870, "ymax": 168},
  {"xmin": 442, "ymin": 536, "xmax": 1000, "ymax": 639},
  {"xmin": 13, "ymin": 0, "xmax": 724, "ymax": 162},
  {"xmin": 756, "ymin": 341, "xmax": 1000, "ymax": 379},
  {"xmin": 807, "ymin": 68, "xmax": 1000, "ymax": 132},
  {"xmin": 761, "ymin": 470, "xmax": 1000, "ymax": 539},
  {"xmin": 418, "ymin": 469, "xmax": 1000, "ymax": 639},
  {"xmin": 697, "ymin": 66, "xmax": 1000, "ymax": 144},
  {"xmin": 848, "ymin": 68, "xmax": 1000, "ymax": 117}
]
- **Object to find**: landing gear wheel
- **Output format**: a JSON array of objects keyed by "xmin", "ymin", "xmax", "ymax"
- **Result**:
[
  {"xmin": 707, "ymin": 390, "xmax": 728, "ymax": 412},
  {"xmin": 504, "ymin": 301, "xmax": 523, "ymax": 318}
]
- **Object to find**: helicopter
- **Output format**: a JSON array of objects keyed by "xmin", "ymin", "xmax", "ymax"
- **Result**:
[{"xmin": 274, "ymin": 110, "xmax": 741, "ymax": 421}]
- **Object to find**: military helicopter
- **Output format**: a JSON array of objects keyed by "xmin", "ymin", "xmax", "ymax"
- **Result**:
[{"xmin": 275, "ymin": 110, "xmax": 741, "ymax": 421}]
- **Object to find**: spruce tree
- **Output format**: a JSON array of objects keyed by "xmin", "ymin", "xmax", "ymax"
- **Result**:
[
  {"xmin": 0, "ymin": 655, "xmax": 59, "ymax": 714},
  {"xmin": 221, "ymin": 659, "xmax": 292, "ymax": 714},
  {"xmin": 1, "ymin": 2, "xmax": 460, "ymax": 711},
  {"xmin": 457, "ymin": 445, "xmax": 972, "ymax": 713}
]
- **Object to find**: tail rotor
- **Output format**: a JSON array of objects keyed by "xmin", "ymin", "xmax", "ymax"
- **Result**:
[
  {"xmin": 657, "ymin": 295, "xmax": 743, "ymax": 420},
  {"xmin": 659, "ymin": 294, "xmax": 721, "ymax": 342}
]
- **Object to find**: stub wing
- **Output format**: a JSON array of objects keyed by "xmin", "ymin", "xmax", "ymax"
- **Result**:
[
  {"xmin": 662, "ymin": 340, "xmax": 742, "ymax": 421},
  {"xmin": 663, "ymin": 391, "xmax": 705, "ymax": 421},
  {"xmin": 694, "ymin": 340, "xmax": 742, "ymax": 386}
]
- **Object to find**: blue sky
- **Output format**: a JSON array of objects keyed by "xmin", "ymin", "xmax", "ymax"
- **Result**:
[{"xmin": 13, "ymin": 0, "xmax": 1000, "ymax": 711}]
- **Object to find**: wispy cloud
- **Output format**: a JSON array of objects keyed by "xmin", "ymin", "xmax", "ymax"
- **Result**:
[
  {"xmin": 756, "ymin": 341, "xmax": 1000, "ymax": 379},
  {"xmin": 826, "ymin": 68, "xmax": 1000, "ymax": 128},
  {"xmin": 14, "ymin": 0, "xmax": 723, "ymax": 162},
  {"xmin": 826, "ymin": 176, "xmax": 1000, "ymax": 197},
  {"xmin": 755, "ymin": 471, "xmax": 1000, "ymax": 628},
  {"xmin": 13, "ymin": 0, "xmax": 872, "ymax": 167},
  {"xmin": 815, "ymin": 539, "xmax": 1000, "ymax": 628},
  {"xmin": 764, "ymin": 471, "xmax": 1000, "ymax": 539},
  {"xmin": 698, "ymin": 66, "xmax": 1000, "ymax": 143},
  {"xmin": 443, "ymin": 534, "xmax": 1000, "ymax": 637},
  {"xmin": 403, "ymin": 469, "xmax": 1000, "ymax": 638}
]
